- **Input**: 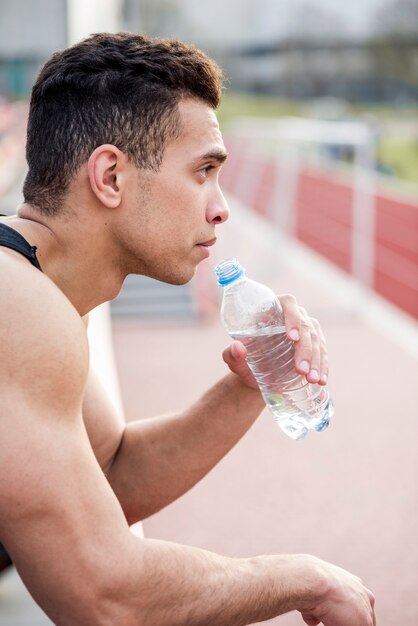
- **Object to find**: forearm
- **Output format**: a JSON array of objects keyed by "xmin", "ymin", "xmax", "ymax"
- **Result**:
[
  {"xmin": 107, "ymin": 373, "xmax": 265, "ymax": 522},
  {"xmin": 99, "ymin": 537, "xmax": 322, "ymax": 626}
]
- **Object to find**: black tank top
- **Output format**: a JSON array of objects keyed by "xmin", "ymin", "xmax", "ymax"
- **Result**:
[{"xmin": 0, "ymin": 221, "xmax": 43, "ymax": 271}]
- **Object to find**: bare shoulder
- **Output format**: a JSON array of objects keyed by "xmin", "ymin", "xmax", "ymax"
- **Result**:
[{"xmin": 0, "ymin": 253, "xmax": 88, "ymax": 412}]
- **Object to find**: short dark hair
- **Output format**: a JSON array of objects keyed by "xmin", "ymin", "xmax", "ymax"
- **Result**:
[{"xmin": 23, "ymin": 32, "xmax": 224, "ymax": 215}]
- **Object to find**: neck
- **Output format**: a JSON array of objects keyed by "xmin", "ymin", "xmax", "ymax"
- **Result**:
[{"xmin": 15, "ymin": 203, "xmax": 126, "ymax": 316}]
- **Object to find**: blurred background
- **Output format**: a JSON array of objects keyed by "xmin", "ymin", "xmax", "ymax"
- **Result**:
[{"xmin": 0, "ymin": 1, "xmax": 417, "ymax": 625}]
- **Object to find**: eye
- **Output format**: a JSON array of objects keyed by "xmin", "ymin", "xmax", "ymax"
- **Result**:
[{"xmin": 198, "ymin": 164, "xmax": 215, "ymax": 179}]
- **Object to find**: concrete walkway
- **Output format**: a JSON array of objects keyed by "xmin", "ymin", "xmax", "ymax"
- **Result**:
[{"xmin": 1, "ymin": 198, "xmax": 417, "ymax": 625}]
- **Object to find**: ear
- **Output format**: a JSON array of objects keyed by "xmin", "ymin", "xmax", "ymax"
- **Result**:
[{"xmin": 87, "ymin": 144, "xmax": 128, "ymax": 208}]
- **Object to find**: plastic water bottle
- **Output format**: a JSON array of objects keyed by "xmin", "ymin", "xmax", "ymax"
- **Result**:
[{"xmin": 214, "ymin": 258, "xmax": 333, "ymax": 440}]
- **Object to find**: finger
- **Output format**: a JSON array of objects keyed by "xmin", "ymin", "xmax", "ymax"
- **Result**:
[
  {"xmin": 229, "ymin": 340, "xmax": 247, "ymax": 362},
  {"xmin": 310, "ymin": 318, "xmax": 329, "ymax": 385},
  {"xmin": 277, "ymin": 294, "xmax": 301, "ymax": 341},
  {"xmin": 222, "ymin": 341, "xmax": 259, "ymax": 390},
  {"xmin": 276, "ymin": 295, "xmax": 329, "ymax": 383},
  {"xmin": 293, "ymin": 312, "xmax": 313, "ymax": 376},
  {"xmin": 222, "ymin": 341, "xmax": 247, "ymax": 371},
  {"xmin": 301, "ymin": 614, "xmax": 321, "ymax": 626},
  {"xmin": 367, "ymin": 588, "xmax": 376, "ymax": 625},
  {"xmin": 305, "ymin": 330, "xmax": 321, "ymax": 384}
]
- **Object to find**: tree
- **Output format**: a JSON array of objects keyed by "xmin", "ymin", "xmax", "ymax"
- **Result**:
[
  {"xmin": 373, "ymin": 0, "xmax": 418, "ymax": 38},
  {"xmin": 122, "ymin": 0, "xmax": 184, "ymax": 39},
  {"xmin": 368, "ymin": 0, "xmax": 418, "ymax": 95}
]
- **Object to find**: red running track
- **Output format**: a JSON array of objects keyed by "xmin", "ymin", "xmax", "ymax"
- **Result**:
[{"xmin": 221, "ymin": 136, "xmax": 418, "ymax": 319}]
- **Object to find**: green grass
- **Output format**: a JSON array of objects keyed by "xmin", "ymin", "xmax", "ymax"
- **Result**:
[
  {"xmin": 377, "ymin": 138, "xmax": 418, "ymax": 184},
  {"xmin": 217, "ymin": 91, "xmax": 304, "ymax": 124}
]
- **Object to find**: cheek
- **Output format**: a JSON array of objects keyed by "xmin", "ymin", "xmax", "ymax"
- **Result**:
[{"xmin": 141, "ymin": 179, "xmax": 203, "ymax": 246}]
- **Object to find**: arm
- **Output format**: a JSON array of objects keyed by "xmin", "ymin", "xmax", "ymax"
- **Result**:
[
  {"xmin": 107, "ymin": 371, "xmax": 264, "ymax": 523},
  {"xmin": 0, "ymin": 269, "xmax": 375, "ymax": 625},
  {"xmin": 106, "ymin": 293, "xmax": 328, "ymax": 522}
]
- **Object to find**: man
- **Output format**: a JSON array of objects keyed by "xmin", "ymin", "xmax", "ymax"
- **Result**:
[{"xmin": 0, "ymin": 33, "xmax": 375, "ymax": 625}]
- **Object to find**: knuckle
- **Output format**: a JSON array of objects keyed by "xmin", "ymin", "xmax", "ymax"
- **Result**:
[
  {"xmin": 300, "ymin": 331, "xmax": 310, "ymax": 343},
  {"xmin": 300, "ymin": 320, "xmax": 311, "ymax": 332},
  {"xmin": 279, "ymin": 293, "xmax": 297, "ymax": 305},
  {"xmin": 310, "ymin": 333, "xmax": 320, "ymax": 346},
  {"xmin": 300, "ymin": 337, "xmax": 312, "ymax": 351},
  {"xmin": 297, "ymin": 338, "xmax": 309, "ymax": 354}
]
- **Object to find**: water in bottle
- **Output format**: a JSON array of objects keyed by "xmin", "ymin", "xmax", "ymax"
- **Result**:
[{"xmin": 214, "ymin": 258, "xmax": 333, "ymax": 440}]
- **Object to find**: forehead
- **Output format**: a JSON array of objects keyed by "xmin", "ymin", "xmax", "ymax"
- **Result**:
[{"xmin": 169, "ymin": 98, "xmax": 225, "ymax": 158}]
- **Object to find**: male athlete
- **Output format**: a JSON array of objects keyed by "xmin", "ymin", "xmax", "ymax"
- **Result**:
[{"xmin": 0, "ymin": 33, "xmax": 375, "ymax": 625}]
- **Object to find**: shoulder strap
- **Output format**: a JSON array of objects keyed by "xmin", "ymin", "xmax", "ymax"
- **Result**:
[{"xmin": 0, "ymin": 223, "xmax": 43, "ymax": 271}]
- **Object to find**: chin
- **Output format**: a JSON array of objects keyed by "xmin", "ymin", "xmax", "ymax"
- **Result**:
[
  {"xmin": 164, "ymin": 263, "xmax": 197, "ymax": 286},
  {"xmin": 139, "ymin": 266, "xmax": 194, "ymax": 286},
  {"xmin": 135, "ymin": 256, "xmax": 199, "ymax": 286},
  {"xmin": 164, "ymin": 271, "xmax": 195, "ymax": 286}
]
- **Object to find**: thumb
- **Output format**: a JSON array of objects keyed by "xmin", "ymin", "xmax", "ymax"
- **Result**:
[
  {"xmin": 222, "ymin": 341, "xmax": 259, "ymax": 390},
  {"xmin": 301, "ymin": 614, "xmax": 321, "ymax": 626},
  {"xmin": 223, "ymin": 340, "xmax": 247, "ymax": 367}
]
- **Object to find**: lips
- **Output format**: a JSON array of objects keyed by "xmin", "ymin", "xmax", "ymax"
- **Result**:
[{"xmin": 198, "ymin": 238, "xmax": 217, "ymax": 247}]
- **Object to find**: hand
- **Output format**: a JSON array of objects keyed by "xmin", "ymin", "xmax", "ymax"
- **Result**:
[
  {"xmin": 222, "ymin": 294, "xmax": 329, "ymax": 390},
  {"xmin": 299, "ymin": 557, "xmax": 376, "ymax": 626},
  {"xmin": 277, "ymin": 294, "xmax": 328, "ymax": 386}
]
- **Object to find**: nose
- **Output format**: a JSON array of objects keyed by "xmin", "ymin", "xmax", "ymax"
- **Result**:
[{"xmin": 206, "ymin": 186, "xmax": 230, "ymax": 225}]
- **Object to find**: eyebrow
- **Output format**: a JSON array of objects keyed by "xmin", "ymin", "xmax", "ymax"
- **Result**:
[{"xmin": 197, "ymin": 149, "xmax": 228, "ymax": 165}]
